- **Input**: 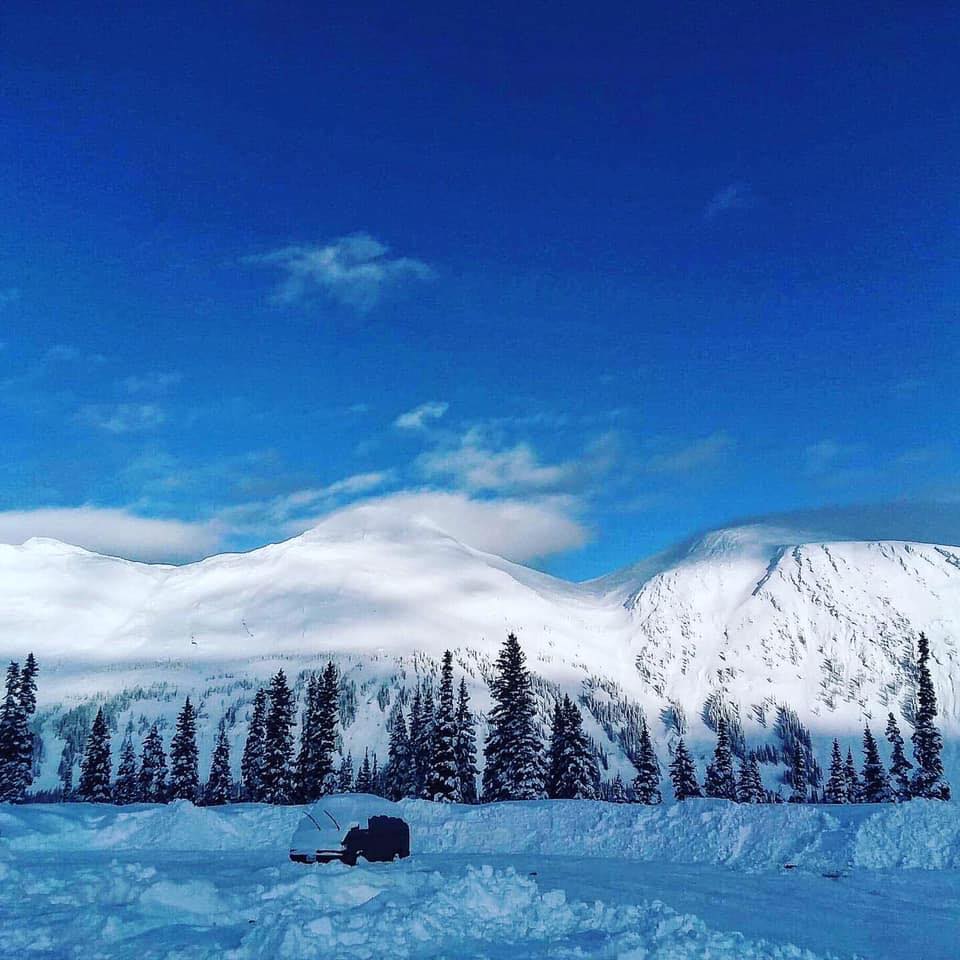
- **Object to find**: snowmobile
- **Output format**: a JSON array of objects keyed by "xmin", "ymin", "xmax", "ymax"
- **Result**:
[{"xmin": 289, "ymin": 793, "xmax": 410, "ymax": 866}]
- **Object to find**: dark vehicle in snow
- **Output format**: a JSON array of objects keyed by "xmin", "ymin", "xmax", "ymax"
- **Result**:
[{"xmin": 289, "ymin": 794, "xmax": 410, "ymax": 866}]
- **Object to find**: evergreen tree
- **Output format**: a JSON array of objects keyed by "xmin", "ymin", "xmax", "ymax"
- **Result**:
[
  {"xmin": 669, "ymin": 737, "xmax": 702, "ymax": 800},
  {"xmin": 545, "ymin": 699, "xmax": 567, "ymax": 799},
  {"xmin": 482, "ymin": 633, "xmax": 545, "ymax": 801},
  {"xmin": 788, "ymin": 744, "xmax": 808, "ymax": 803},
  {"xmin": 371, "ymin": 753, "xmax": 381, "ymax": 796},
  {"xmin": 861, "ymin": 725, "xmax": 891, "ymax": 802},
  {"xmin": 427, "ymin": 651, "xmax": 461, "ymax": 802},
  {"xmin": 206, "ymin": 720, "xmax": 233, "ymax": 805},
  {"xmin": 704, "ymin": 716, "xmax": 737, "ymax": 800},
  {"xmin": 169, "ymin": 697, "xmax": 200, "ymax": 802},
  {"xmin": 885, "ymin": 712, "xmax": 912, "ymax": 801},
  {"xmin": 114, "ymin": 736, "xmax": 139, "ymax": 804},
  {"xmin": 262, "ymin": 670, "xmax": 296, "ymax": 803},
  {"xmin": 414, "ymin": 686, "xmax": 436, "ymax": 798},
  {"xmin": 0, "ymin": 662, "xmax": 32, "ymax": 801},
  {"xmin": 609, "ymin": 771, "xmax": 629, "ymax": 803},
  {"xmin": 844, "ymin": 747, "xmax": 861, "ymax": 802},
  {"xmin": 316, "ymin": 661, "xmax": 339, "ymax": 789},
  {"xmin": 139, "ymin": 723, "xmax": 168, "ymax": 802},
  {"xmin": 910, "ymin": 632, "xmax": 951, "ymax": 800},
  {"xmin": 737, "ymin": 754, "xmax": 766, "ymax": 803},
  {"xmin": 241, "ymin": 688, "xmax": 268, "ymax": 801},
  {"xmin": 548, "ymin": 696, "xmax": 599, "ymax": 800},
  {"xmin": 59, "ymin": 744, "xmax": 74, "ymax": 799},
  {"xmin": 355, "ymin": 748, "xmax": 373, "ymax": 793},
  {"xmin": 454, "ymin": 678, "xmax": 478, "ymax": 804},
  {"xmin": 632, "ymin": 722, "xmax": 662, "ymax": 804},
  {"xmin": 295, "ymin": 672, "xmax": 320, "ymax": 801},
  {"xmin": 824, "ymin": 739, "xmax": 848, "ymax": 804},
  {"xmin": 18, "ymin": 652, "xmax": 38, "ymax": 717},
  {"xmin": 337, "ymin": 751, "xmax": 354, "ymax": 792},
  {"xmin": 77, "ymin": 707, "xmax": 112, "ymax": 802},
  {"xmin": 407, "ymin": 687, "xmax": 424, "ymax": 795},
  {"xmin": 384, "ymin": 708, "xmax": 414, "ymax": 800}
]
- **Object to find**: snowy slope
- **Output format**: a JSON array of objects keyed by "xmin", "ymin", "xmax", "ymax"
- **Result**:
[{"xmin": 2, "ymin": 503, "xmax": 958, "ymax": 789}]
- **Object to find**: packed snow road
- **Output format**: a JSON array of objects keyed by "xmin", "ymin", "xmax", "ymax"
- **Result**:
[{"xmin": 1, "ymin": 799, "xmax": 958, "ymax": 958}]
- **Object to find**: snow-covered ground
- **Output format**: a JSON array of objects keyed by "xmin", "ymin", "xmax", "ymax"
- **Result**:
[{"xmin": 2, "ymin": 798, "xmax": 957, "ymax": 959}]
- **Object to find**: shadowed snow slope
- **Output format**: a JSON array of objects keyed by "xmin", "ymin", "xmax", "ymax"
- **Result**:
[{"xmin": 2, "ymin": 509, "xmax": 958, "ymax": 789}]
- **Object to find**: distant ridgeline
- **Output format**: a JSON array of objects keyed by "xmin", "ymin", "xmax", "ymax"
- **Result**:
[{"xmin": 0, "ymin": 631, "xmax": 949, "ymax": 806}]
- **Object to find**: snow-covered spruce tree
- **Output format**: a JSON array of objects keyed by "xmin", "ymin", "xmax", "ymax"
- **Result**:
[
  {"xmin": 737, "ymin": 753, "xmax": 766, "ymax": 803},
  {"xmin": 454, "ymin": 678, "xmax": 479, "ymax": 804},
  {"xmin": 78, "ymin": 707, "xmax": 112, "ymax": 802},
  {"xmin": 295, "ymin": 673, "xmax": 322, "ymax": 802},
  {"xmin": 18, "ymin": 652, "xmax": 38, "ymax": 717},
  {"xmin": 545, "ymin": 699, "xmax": 567, "ymax": 799},
  {"xmin": 788, "ymin": 743, "xmax": 808, "ymax": 803},
  {"xmin": 910, "ymin": 632, "xmax": 950, "ymax": 800},
  {"xmin": 169, "ymin": 697, "xmax": 200, "ymax": 801},
  {"xmin": 206, "ymin": 720, "xmax": 233, "ymax": 805},
  {"xmin": 384, "ymin": 708, "xmax": 413, "ymax": 800},
  {"xmin": 114, "ymin": 736, "xmax": 139, "ymax": 804},
  {"xmin": 241, "ymin": 688, "xmax": 268, "ymax": 801},
  {"xmin": 482, "ymin": 633, "xmax": 546, "ymax": 801},
  {"xmin": 704, "ymin": 716, "xmax": 737, "ymax": 800},
  {"xmin": 337, "ymin": 751, "xmax": 354, "ymax": 792},
  {"xmin": 355, "ymin": 748, "xmax": 373, "ymax": 793},
  {"xmin": 0, "ymin": 662, "xmax": 32, "ymax": 801},
  {"xmin": 315, "ymin": 661, "xmax": 339, "ymax": 790},
  {"xmin": 824, "ymin": 739, "xmax": 848, "ymax": 803},
  {"xmin": 861, "ymin": 725, "xmax": 891, "ymax": 802},
  {"xmin": 885, "ymin": 712, "xmax": 912, "ymax": 801},
  {"xmin": 427, "ymin": 650, "xmax": 461, "ymax": 802},
  {"xmin": 550, "ymin": 696, "xmax": 599, "ymax": 800},
  {"xmin": 407, "ymin": 687, "xmax": 424, "ymax": 795},
  {"xmin": 632, "ymin": 721, "xmax": 662, "ymax": 804},
  {"xmin": 59, "ymin": 744, "xmax": 74, "ymax": 799},
  {"xmin": 609, "ymin": 771, "xmax": 629, "ymax": 803},
  {"xmin": 843, "ymin": 747, "xmax": 861, "ymax": 802},
  {"xmin": 414, "ymin": 686, "xmax": 436, "ymax": 798},
  {"xmin": 139, "ymin": 723, "xmax": 168, "ymax": 802},
  {"xmin": 262, "ymin": 670, "xmax": 296, "ymax": 803},
  {"xmin": 669, "ymin": 737, "xmax": 702, "ymax": 800}
]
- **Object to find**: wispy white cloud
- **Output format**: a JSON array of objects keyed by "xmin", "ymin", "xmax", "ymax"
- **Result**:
[
  {"xmin": 0, "ymin": 507, "xmax": 221, "ymax": 561},
  {"xmin": 77, "ymin": 403, "xmax": 167, "ymax": 434},
  {"xmin": 245, "ymin": 233, "xmax": 434, "ymax": 312},
  {"xmin": 646, "ymin": 432, "xmax": 733, "ymax": 473},
  {"xmin": 394, "ymin": 401, "xmax": 449, "ymax": 430},
  {"xmin": 121, "ymin": 371, "xmax": 182, "ymax": 395},
  {"xmin": 704, "ymin": 182, "xmax": 755, "ymax": 220}
]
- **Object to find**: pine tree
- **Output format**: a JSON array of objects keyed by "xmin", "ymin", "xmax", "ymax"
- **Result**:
[
  {"xmin": 454, "ymin": 678, "xmax": 478, "ymax": 804},
  {"xmin": 426, "ymin": 651, "xmax": 461, "ymax": 802},
  {"xmin": 316, "ymin": 662, "xmax": 339, "ymax": 789},
  {"xmin": 609, "ymin": 771, "xmax": 629, "ymax": 803},
  {"xmin": 824, "ymin": 739, "xmax": 848, "ymax": 803},
  {"xmin": 384, "ymin": 709, "xmax": 414, "ymax": 800},
  {"xmin": 139, "ymin": 723, "xmax": 168, "ymax": 802},
  {"xmin": 0, "ymin": 662, "xmax": 32, "ymax": 801},
  {"xmin": 414, "ymin": 686, "xmax": 436, "ymax": 798},
  {"xmin": 355, "ymin": 748, "xmax": 373, "ymax": 793},
  {"xmin": 206, "ymin": 720, "xmax": 233, "ymax": 805},
  {"xmin": 885, "ymin": 712, "xmax": 912, "ymax": 801},
  {"xmin": 737, "ymin": 754, "xmax": 766, "ymax": 803},
  {"xmin": 371, "ymin": 753, "xmax": 381, "ymax": 796},
  {"xmin": 844, "ymin": 747, "xmax": 861, "ymax": 802},
  {"xmin": 337, "ymin": 751, "xmax": 354, "ymax": 792},
  {"xmin": 295, "ymin": 672, "xmax": 321, "ymax": 802},
  {"xmin": 59, "ymin": 744, "xmax": 74, "ymax": 799},
  {"xmin": 632, "ymin": 722, "xmax": 662, "ymax": 804},
  {"xmin": 669, "ymin": 737, "xmax": 702, "ymax": 800},
  {"xmin": 910, "ymin": 632, "xmax": 951, "ymax": 800},
  {"xmin": 861, "ymin": 725, "xmax": 891, "ymax": 802},
  {"xmin": 241, "ymin": 688, "xmax": 268, "ymax": 801},
  {"xmin": 169, "ymin": 697, "xmax": 200, "ymax": 802},
  {"xmin": 482, "ymin": 633, "xmax": 545, "ymax": 801},
  {"xmin": 114, "ymin": 736, "xmax": 139, "ymax": 804},
  {"xmin": 18, "ymin": 652, "xmax": 38, "ymax": 717},
  {"xmin": 78, "ymin": 707, "xmax": 112, "ymax": 802},
  {"xmin": 545, "ymin": 699, "xmax": 567, "ymax": 799},
  {"xmin": 262, "ymin": 670, "xmax": 296, "ymax": 803},
  {"xmin": 548, "ymin": 696, "xmax": 599, "ymax": 800},
  {"xmin": 788, "ymin": 744, "xmax": 808, "ymax": 803},
  {"xmin": 704, "ymin": 716, "xmax": 737, "ymax": 800},
  {"xmin": 407, "ymin": 687, "xmax": 424, "ymax": 795}
]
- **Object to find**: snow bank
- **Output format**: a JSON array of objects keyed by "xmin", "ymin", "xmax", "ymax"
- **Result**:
[{"xmin": 3, "ymin": 797, "xmax": 958, "ymax": 872}]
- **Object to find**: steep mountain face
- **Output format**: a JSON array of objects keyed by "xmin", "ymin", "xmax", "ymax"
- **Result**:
[{"xmin": 2, "ymin": 507, "xmax": 957, "ymax": 790}]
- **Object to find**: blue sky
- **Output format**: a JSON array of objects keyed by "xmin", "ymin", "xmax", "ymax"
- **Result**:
[{"xmin": 1, "ymin": 2, "xmax": 958, "ymax": 577}]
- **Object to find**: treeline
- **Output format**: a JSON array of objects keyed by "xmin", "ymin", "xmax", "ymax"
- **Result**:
[{"xmin": 0, "ymin": 630, "xmax": 950, "ymax": 806}]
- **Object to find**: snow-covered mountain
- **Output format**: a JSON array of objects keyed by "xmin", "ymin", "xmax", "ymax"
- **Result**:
[{"xmin": 3, "ymin": 502, "xmax": 958, "ymax": 790}]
